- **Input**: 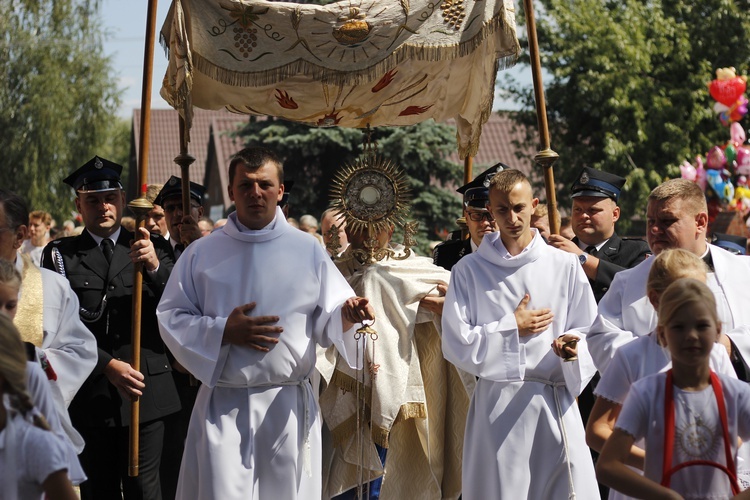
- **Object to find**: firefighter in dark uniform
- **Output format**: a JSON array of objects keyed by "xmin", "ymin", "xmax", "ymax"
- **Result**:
[
  {"xmin": 41, "ymin": 156, "xmax": 180, "ymax": 500},
  {"xmin": 433, "ymin": 163, "xmax": 504, "ymax": 271},
  {"xmin": 154, "ymin": 175, "xmax": 206, "ymax": 262},
  {"xmin": 547, "ymin": 166, "xmax": 650, "ymax": 499},
  {"xmin": 548, "ymin": 167, "xmax": 650, "ymax": 303},
  {"xmin": 712, "ymin": 232, "xmax": 748, "ymax": 255}
]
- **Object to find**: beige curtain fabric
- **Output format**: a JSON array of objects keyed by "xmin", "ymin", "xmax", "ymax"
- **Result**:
[{"xmin": 160, "ymin": 0, "xmax": 520, "ymax": 158}]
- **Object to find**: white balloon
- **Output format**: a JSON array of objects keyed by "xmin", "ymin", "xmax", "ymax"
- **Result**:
[{"xmin": 714, "ymin": 102, "xmax": 730, "ymax": 113}]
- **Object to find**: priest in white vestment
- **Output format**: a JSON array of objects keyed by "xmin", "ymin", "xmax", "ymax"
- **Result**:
[
  {"xmin": 442, "ymin": 169, "xmax": 600, "ymax": 500},
  {"xmin": 156, "ymin": 148, "xmax": 374, "ymax": 500},
  {"xmin": 588, "ymin": 179, "xmax": 750, "ymax": 375},
  {"xmin": 317, "ymin": 227, "xmax": 474, "ymax": 499}
]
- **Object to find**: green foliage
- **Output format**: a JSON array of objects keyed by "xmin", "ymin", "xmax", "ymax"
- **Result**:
[
  {"xmin": 504, "ymin": 0, "xmax": 750, "ymax": 233},
  {"xmin": 0, "ymin": 0, "xmax": 121, "ymax": 223},
  {"xmin": 235, "ymin": 118, "xmax": 463, "ymax": 254}
]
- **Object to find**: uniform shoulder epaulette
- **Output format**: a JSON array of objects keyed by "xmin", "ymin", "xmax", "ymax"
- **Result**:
[
  {"xmin": 433, "ymin": 238, "xmax": 465, "ymax": 255},
  {"xmin": 46, "ymin": 235, "xmax": 78, "ymax": 250}
]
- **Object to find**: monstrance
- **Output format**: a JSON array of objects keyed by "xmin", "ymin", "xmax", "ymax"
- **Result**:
[{"xmin": 327, "ymin": 132, "xmax": 416, "ymax": 264}]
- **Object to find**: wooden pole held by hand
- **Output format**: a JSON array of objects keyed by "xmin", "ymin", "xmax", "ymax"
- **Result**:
[
  {"xmin": 522, "ymin": 0, "xmax": 561, "ymax": 236},
  {"xmin": 129, "ymin": 0, "xmax": 159, "ymax": 477}
]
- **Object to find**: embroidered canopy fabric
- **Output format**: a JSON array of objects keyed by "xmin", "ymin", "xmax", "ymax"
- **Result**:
[{"xmin": 160, "ymin": 0, "xmax": 521, "ymax": 158}]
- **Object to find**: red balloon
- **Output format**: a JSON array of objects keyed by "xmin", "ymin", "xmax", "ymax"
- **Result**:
[{"xmin": 709, "ymin": 77, "xmax": 747, "ymax": 106}]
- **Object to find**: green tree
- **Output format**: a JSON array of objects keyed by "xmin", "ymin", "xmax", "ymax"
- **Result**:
[
  {"xmin": 503, "ymin": 0, "xmax": 750, "ymax": 232},
  {"xmin": 236, "ymin": 118, "xmax": 463, "ymax": 255},
  {"xmin": 0, "ymin": 0, "xmax": 122, "ymax": 223}
]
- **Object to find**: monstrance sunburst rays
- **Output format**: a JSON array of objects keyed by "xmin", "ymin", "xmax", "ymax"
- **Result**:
[{"xmin": 328, "ymin": 146, "xmax": 415, "ymax": 263}]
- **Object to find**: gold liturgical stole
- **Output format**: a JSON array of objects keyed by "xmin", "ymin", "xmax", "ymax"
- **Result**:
[{"xmin": 16, "ymin": 254, "xmax": 44, "ymax": 347}]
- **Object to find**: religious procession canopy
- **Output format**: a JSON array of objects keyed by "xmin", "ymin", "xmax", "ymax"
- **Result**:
[{"xmin": 160, "ymin": 0, "xmax": 521, "ymax": 159}]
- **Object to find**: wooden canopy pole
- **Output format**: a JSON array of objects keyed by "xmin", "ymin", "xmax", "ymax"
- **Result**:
[
  {"xmin": 463, "ymin": 155, "xmax": 473, "ymax": 185},
  {"xmin": 127, "ymin": 0, "xmax": 159, "ymax": 477},
  {"xmin": 522, "ymin": 0, "xmax": 560, "ymax": 235}
]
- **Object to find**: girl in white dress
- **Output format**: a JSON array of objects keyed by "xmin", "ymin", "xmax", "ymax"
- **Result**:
[
  {"xmin": 0, "ymin": 314, "xmax": 76, "ymax": 500},
  {"xmin": 0, "ymin": 259, "xmax": 86, "ymax": 486},
  {"xmin": 597, "ymin": 278, "xmax": 750, "ymax": 499},
  {"xmin": 586, "ymin": 250, "xmax": 736, "ymax": 499}
]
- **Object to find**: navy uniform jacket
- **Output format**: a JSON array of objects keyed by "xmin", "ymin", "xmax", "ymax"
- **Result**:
[
  {"xmin": 576, "ymin": 233, "xmax": 650, "ymax": 302},
  {"xmin": 41, "ymin": 229, "xmax": 180, "ymax": 428},
  {"xmin": 433, "ymin": 237, "xmax": 473, "ymax": 271}
]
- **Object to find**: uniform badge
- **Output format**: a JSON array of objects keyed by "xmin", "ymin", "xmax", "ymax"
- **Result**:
[
  {"xmin": 483, "ymin": 164, "xmax": 504, "ymax": 187},
  {"xmin": 580, "ymin": 172, "xmax": 589, "ymax": 184},
  {"xmin": 95, "ymin": 157, "xmax": 103, "ymax": 169},
  {"xmin": 169, "ymin": 177, "xmax": 178, "ymax": 186}
]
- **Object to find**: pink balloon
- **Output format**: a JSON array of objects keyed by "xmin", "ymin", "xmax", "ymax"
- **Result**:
[
  {"xmin": 731, "ymin": 122, "xmax": 747, "ymax": 145},
  {"xmin": 737, "ymin": 95, "xmax": 749, "ymax": 118},
  {"xmin": 695, "ymin": 156, "xmax": 707, "ymax": 191},
  {"xmin": 680, "ymin": 160, "xmax": 696, "ymax": 181},
  {"xmin": 706, "ymin": 146, "xmax": 727, "ymax": 170},
  {"xmin": 737, "ymin": 147, "xmax": 750, "ymax": 176}
]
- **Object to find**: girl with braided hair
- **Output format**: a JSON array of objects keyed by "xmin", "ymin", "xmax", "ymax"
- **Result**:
[{"xmin": 0, "ymin": 313, "xmax": 77, "ymax": 499}]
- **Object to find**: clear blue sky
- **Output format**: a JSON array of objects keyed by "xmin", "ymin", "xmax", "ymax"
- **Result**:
[
  {"xmin": 101, "ymin": 1, "xmax": 528, "ymax": 118},
  {"xmin": 102, "ymin": 0, "xmax": 173, "ymax": 118}
]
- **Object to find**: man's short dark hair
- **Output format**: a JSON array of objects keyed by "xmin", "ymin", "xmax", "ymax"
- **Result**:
[
  {"xmin": 228, "ymin": 147, "xmax": 284, "ymax": 186},
  {"xmin": 0, "ymin": 190, "xmax": 29, "ymax": 229}
]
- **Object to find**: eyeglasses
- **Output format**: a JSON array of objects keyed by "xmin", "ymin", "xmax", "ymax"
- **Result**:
[{"xmin": 467, "ymin": 211, "xmax": 494, "ymax": 222}]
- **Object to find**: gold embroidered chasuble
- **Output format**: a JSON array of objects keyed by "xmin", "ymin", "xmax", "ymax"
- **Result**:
[
  {"xmin": 317, "ymin": 247, "xmax": 474, "ymax": 499},
  {"xmin": 16, "ymin": 254, "xmax": 44, "ymax": 347}
]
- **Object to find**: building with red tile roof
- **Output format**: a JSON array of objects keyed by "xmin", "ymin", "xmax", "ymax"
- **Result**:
[{"xmin": 129, "ymin": 109, "xmax": 537, "ymax": 219}]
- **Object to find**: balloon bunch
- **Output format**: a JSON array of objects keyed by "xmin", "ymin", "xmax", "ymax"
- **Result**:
[
  {"xmin": 709, "ymin": 67, "xmax": 748, "ymax": 126},
  {"xmin": 681, "ymin": 123, "xmax": 750, "ymax": 221}
]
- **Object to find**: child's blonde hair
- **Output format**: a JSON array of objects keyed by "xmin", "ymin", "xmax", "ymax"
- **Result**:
[
  {"xmin": 0, "ymin": 314, "xmax": 50, "ymax": 430},
  {"xmin": 657, "ymin": 278, "xmax": 720, "ymax": 333},
  {"xmin": 0, "ymin": 259, "xmax": 22, "ymax": 290},
  {"xmin": 647, "ymin": 248, "xmax": 709, "ymax": 296}
]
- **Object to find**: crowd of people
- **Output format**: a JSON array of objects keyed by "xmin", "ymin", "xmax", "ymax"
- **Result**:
[{"xmin": 2, "ymin": 146, "xmax": 750, "ymax": 500}]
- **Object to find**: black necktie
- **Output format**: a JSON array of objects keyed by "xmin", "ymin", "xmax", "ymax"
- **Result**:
[
  {"xmin": 101, "ymin": 239, "xmax": 114, "ymax": 264},
  {"xmin": 703, "ymin": 252, "xmax": 715, "ymax": 272},
  {"xmin": 175, "ymin": 243, "xmax": 185, "ymax": 254},
  {"xmin": 585, "ymin": 245, "xmax": 597, "ymax": 256}
]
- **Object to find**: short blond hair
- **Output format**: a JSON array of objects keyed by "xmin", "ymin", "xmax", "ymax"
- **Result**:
[
  {"xmin": 29, "ymin": 210, "xmax": 51, "ymax": 226},
  {"xmin": 533, "ymin": 203, "xmax": 548, "ymax": 218},
  {"xmin": 145, "ymin": 184, "xmax": 163, "ymax": 205},
  {"xmin": 489, "ymin": 169, "xmax": 530, "ymax": 194},
  {"xmin": 648, "ymin": 179, "xmax": 707, "ymax": 216},
  {"xmin": 657, "ymin": 277, "xmax": 719, "ymax": 333},
  {"xmin": 647, "ymin": 249, "xmax": 708, "ymax": 296}
]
